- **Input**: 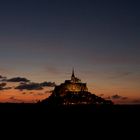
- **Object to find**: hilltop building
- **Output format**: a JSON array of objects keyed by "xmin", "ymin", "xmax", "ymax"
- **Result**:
[
  {"xmin": 41, "ymin": 69, "xmax": 113, "ymax": 105},
  {"xmin": 54, "ymin": 69, "xmax": 88, "ymax": 96}
]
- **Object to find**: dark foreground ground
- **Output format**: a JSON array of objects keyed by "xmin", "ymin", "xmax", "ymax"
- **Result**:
[
  {"xmin": 0, "ymin": 104, "xmax": 139, "ymax": 135},
  {"xmin": 0, "ymin": 103, "xmax": 140, "ymax": 116}
]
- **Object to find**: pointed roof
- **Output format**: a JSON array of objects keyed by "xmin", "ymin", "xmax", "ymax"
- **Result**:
[{"xmin": 72, "ymin": 68, "xmax": 75, "ymax": 77}]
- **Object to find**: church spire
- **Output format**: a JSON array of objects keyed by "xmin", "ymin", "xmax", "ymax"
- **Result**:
[
  {"xmin": 72, "ymin": 68, "xmax": 75, "ymax": 77},
  {"xmin": 71, "ymin": 68, "xmax": 76, "ymax": 82},
  {"xmin": 71, "ymin": 68, "xmax": 81, "ymax": 83}
]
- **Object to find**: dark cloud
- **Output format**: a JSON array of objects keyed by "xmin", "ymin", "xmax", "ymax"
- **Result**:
[
  {"xmin": 0, "ymin": 82, "xmax": 11, "ymax": 90},
  {"xmin": 0, "ymin": 75, "xmax": 2, "ymax": 79},
  {"xmin": 40, "ymin": 82, "xmax": 56, "ymax": 87},
  {"xmin": 7, "ymin": 77, "xmax": 30, "ymax": 82},
  {"xmin": 0, "ymin": 83, "xmax": 7, "ymax": 87},
  {"xmin": 0, "ymin": 75, "xmax": 55, "ymax": 91},
  {"xmin": 15, "ymin": 83, "xmax": 43, "ymax": 91},
  {"xmin": 15, "ymin": 81, "xmax": 55, "ymax": 91},
  {"xmin": 111, "ymin": 94, "xmax": 128, "ymax": 100},
  {"xmin": 0, "ymin": 75, "xmax": 6, "ymax": 79},
  {"xmin": 0, "ymin": 83, "xmax": 6, "ymax": 90},
  {"xmin": 111, "ymin": 94, "xmax": 122, "ymax": 99},
  {"xmin": 0, "ymin": 75, "xmax": 7, "ymax": 81}
]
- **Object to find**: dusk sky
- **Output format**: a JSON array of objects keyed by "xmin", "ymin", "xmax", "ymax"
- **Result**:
[{"xmin": 0, "ymin": 0, "xmax": 140, "ymax": 104}]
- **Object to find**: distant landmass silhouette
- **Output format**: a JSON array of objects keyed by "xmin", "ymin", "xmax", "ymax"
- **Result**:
[
  {"xmin": 40, "ymin": 69, "xmax": 113, "ymax": 105},
  {"xmin": 41, "ymin": 91, "xmax": 113, "ymax": 105}
]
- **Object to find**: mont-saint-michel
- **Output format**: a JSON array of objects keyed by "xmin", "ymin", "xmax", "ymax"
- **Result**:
[{"xmin": 41, "ymin": 69, "xmax": 113, "ymax": 105}]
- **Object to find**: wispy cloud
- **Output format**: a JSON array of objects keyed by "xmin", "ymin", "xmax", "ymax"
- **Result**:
[
  {"xmin": 108, "ymin": 71, "xmax": 133, "ymax": 79},
  {"xmin": 88, "ymin": 48, "xmax": 140, "ymax": 65},
  {"xmin": 132, "ymin": 99, "xmax": 140, "ymax": 104},
  {"xmin": 111, "ymin": 94, "xmax": 128, "ymax": 100},
  {"xmin": 45, "ymin": 66, "xmax": 61, "ymax": 75},
  {"xmin": 9, "ymin": 96, "xmax": 24, "ymax": 102}
]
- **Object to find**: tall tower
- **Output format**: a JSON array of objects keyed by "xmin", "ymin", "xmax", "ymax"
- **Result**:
[
  {"xmin": 71, "ymin": 68, "xmax": 76, "ymax": 82},
  {"xmin": 72, "ymin": 68, "xmax": 75, "ymax": 77}
]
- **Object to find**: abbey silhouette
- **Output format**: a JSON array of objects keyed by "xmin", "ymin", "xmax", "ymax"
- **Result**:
[
  {"xmin": 41, "ymin": 69, "xmax": 113, "ymax": 105},
  {"xmin": 54, "ymin": 69, "xmax": 88, "ymax": 96}
]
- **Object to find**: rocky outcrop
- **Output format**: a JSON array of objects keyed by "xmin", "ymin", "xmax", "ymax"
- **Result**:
[{"xmin": 40, "ymin": 90, "xmax": 113, "ymax": 105}]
